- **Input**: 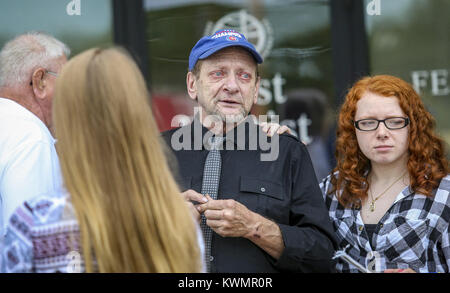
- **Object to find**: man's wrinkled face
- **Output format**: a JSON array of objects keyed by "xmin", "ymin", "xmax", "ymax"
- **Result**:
[{"xmin": 187, "ymin": 47, "xmax": 260, "ymax": 124}]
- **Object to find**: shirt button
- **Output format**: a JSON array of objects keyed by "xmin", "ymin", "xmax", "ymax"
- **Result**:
[
  {"xmin": 260, "ymin": 187, "xmax": 266, "ymax": 192},
  {"xmin": 380, "ymin": 223, "xmax": 384, "ymax": 228},
  {"xmin": 359, "ymin": 226, "xmax": 363, "ymax": 231},
  {"xmin": 209, "ymin": 256, "xmax": 214, "ymax": 262}
]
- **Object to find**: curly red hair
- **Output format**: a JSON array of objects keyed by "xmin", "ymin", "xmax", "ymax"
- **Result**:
[{"xmin": 330, "ymin": 75, "xmax": 449, "ymax": 208}]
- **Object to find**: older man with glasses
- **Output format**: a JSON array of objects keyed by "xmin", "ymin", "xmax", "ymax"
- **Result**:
[{"xmin": 0, "ymin": 32, "xmax": 69, "ymax": 240}]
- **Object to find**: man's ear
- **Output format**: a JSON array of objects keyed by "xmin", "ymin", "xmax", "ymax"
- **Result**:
[
  {"xmin": 186, "ymin": 71, "xmax": 198, "ymax": 101},
  {"xmin": 31, "ymin": 68, "xmax": 46, "ymax": 99}
]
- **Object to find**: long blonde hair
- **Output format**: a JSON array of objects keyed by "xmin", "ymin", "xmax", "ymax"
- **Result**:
[{"xmin": 53, "ymin": 47, "xmax": 201, "ymax": 272}]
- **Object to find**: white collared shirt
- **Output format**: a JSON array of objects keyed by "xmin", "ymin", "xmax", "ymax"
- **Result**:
[{"xmin": 0, "ymin": 98, "xmax": 63, "ymax": 238}]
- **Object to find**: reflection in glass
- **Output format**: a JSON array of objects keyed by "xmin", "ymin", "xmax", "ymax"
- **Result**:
[
  {"xmin": 364, "ymin": 0, "xmax": 450, "ymax": 157},
  {"xmin": 0, "ymin": 0, "xmax": 113, "ymax": 56}
]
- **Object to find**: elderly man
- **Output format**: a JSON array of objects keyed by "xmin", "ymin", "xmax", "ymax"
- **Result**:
[
  {"xmin": 162, "ymin": 29, "xmax": 337, "ymax": 272},
  {"xmin": 0, "ymin": 32, "xmax": 69, "ymax": 238}
]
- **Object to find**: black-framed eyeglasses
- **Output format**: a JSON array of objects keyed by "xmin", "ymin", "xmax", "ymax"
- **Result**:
[
  {"xmin": 354, "ymin": 117, "xmax": 410, "ymax": 131},
  {"xmin": 29, "ymin": 70, "xmax": 58, "ymax": 86}
]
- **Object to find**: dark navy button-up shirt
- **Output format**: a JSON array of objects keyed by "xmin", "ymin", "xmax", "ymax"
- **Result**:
[{"xmin": 162, "ymin": 118, "xmax": 337, "ymax": 272}]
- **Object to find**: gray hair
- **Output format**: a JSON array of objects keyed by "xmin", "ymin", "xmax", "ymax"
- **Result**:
[{"xmin": 0, "ymin": 32, "xmax": 70, "ymax": 87}]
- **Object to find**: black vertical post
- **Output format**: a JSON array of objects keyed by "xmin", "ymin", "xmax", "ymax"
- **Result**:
[
  {"xmin": 113, "ymin": 0, "xmax": 150, "ymax": 88},
  {"xmin": 330, "ymin": 0, "xmax": 370, "ymax": 105},
  {"xmin": 327, "ymin": 0, "xmax": 370, "ymax": 168}
]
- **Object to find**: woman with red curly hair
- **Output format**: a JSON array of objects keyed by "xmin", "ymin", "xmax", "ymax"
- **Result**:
[{"xmin": 320, "ymin": 74, "xmax": 449, "ymax": 273}]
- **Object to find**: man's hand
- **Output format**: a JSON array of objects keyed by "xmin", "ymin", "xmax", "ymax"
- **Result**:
[
  {"xmin": 181, "ymin": 189, "xmax": 208, "ymax": 224},
  {"xmin": 197, "ymin": 195, "xmax": 285, "ymax": 259},
  {"xmin": 260, "ymin": 122, "xmax": 292, "ymax": 137},
  {"xmin": 196, "ymin": 194, "xmax": 257, "ymax": 238}
]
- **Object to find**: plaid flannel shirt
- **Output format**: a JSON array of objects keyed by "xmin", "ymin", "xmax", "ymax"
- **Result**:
[{"xmin": 320, "ymin": 174, "xmax": 450, "ymax": 273}]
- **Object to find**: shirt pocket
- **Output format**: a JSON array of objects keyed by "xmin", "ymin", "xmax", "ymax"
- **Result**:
[
  {"xmin": 239, "ymin": 176, "xmax": 288, "ymax": 223},
  {"xmin": 383, "ymin": 217, "xmax": 429, "ymax": 270}
]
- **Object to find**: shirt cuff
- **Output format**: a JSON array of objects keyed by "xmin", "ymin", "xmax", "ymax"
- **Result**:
[{"xmin": 266, "ymin": 223, "xmax": 335, "ymax": 272}]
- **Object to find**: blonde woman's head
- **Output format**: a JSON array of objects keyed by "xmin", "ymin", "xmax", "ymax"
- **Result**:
[{"xmin": 53, "ymin": 47, "xmax": 201, "ymax": 273}]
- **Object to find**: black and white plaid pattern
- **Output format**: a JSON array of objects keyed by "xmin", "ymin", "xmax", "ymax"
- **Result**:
[
  {"xmin": 200, "ymin": 136, "xmax": 224, "ymax": 272},
  {"xmin": 320, "ymin": 174, "xmax": 450, "ymax": 273}
]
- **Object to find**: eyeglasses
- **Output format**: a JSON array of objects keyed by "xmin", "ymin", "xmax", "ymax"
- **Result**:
[
  {"xmin": 29, "ymin": 70, "xmax": 58, "ymax": 86},
  {"xmin": 354, "ymin": 117, "xmax": 409, "ymax": 131},
  {"xmin": 45, "ymin": 70, "xmax": 58, "ymax": 77}
]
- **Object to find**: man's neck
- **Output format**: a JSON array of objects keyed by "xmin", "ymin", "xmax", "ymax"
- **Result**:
[
  {"xmin": 198, "ymin": 112, "xmax": 248, "ymax": 136},
  {"xmin": 0, "ymin": 87, "xmax": 49, "ymax": 131},
  {"xmin": 0, "ymin": 86, "xmax": 31, "ymax": 108},
  {"xmin": 204, "ymin": 118, "xmax": 254, "ymax": 135}
]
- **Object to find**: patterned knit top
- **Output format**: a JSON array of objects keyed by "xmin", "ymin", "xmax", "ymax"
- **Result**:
[
  {"xmin": 1, "ymin": 193, "xmax": 205, "ymax": 273},
  {"xmin": 2, "ymin": 193, "xmax": 81, "ymax": 272}
]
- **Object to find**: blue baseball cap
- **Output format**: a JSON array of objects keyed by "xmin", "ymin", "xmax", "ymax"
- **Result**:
[{"xmin": 188, "ymin": 29, "xmax": 263, "ymax": 71}]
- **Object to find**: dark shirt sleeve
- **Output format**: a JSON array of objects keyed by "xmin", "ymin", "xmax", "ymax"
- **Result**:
[{"xmin": 270, "ymin": 141, "xmax": 337, "ymax": 272}]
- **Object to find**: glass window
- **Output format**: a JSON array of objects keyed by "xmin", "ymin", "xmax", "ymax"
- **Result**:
[
  {"xmin": 0, "ymin": 0, "xmax": 113, "ymax": 56},
  {"xmin": 364, "ymin": 0, "xmax": 450, "ymax": 158},
  {"xmin": 146, "ymin": 0, "xmax": 336, "ymax": 180}
]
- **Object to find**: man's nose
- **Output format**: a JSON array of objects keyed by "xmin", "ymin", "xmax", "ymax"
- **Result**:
[{"xmin": 223, "ymin": 74, "xmax": 239, "ymax": 93}]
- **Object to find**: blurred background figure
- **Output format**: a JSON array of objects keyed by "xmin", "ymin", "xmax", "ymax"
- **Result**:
[
  {"xmin": 0, "ymin": 32, "xmax": 68, "ymax": 240},
  {"xmin": 2, "ymin": 47, "xmax": 203, "ymax": 273},
  {"xmin": 280, "ymin": 88, "xmax": 334, "ymax": 182}
]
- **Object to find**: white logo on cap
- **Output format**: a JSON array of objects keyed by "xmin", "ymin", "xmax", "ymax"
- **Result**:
[{"xmin": 211, "ymin": 30, "xmax": 242, "ymax": 40}]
